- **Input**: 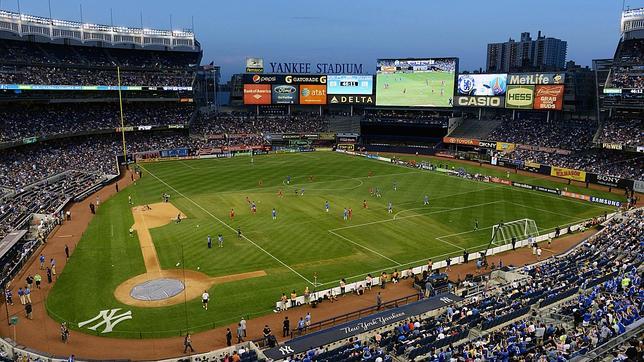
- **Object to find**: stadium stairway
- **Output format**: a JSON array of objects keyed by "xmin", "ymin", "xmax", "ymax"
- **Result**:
[
  {"xmin": 447, "ymin": 118, "xmax": 502, "ymax": 139},
  {"xmin": 328, "ymin": 115, "xmax": 361, "ymax": 133}
]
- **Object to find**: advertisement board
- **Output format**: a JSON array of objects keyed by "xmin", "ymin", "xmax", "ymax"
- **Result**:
[
  {"xmin": 550, "ymin": 166, "xmax": 586, "ymax": 182},
  {"xmin": 245, "ymin": 57, "xmax": 264, "ymax": 73},
  {"xmin": 533, "ymin": 85, "xmax": 564, "ymax": 110},
  {"xmin": 375, "ymin": 58, "xmax": 457, "ymax": 107},
  {"xmin": 457, "ymin": 74, "xmax": 507, "ymax": 96},
  {"xmin": 242, "ymin": 74, "xmax": 327, "ymax": 85},
  {"xmin": 455, "ymin": 96, "xmax": 505, "ymax": 108},
  {"xmin": 243, "ymin": 84, "xmax": 271, "ymax": 105},
  {"xmin": 442, "ymin": 137, "xmax": 479, "ymax": 146},
  {"xmin": 299, "ymin": 84, "xmax": 327, "ymax": 104},
  {"xmin": 327, "ymin": 75, "xmax": 373, "ymax": 95},
  {"xmin": 505, "ymin": 85, "xmax": 535, "ymax": 109},
  {"xmin": 507, "ymin": 73, "xmax": 565, "ymax": 85},
  {"xmin": 495, "ymin": 142, "xmax": 516, "ymax": 152},
  {"xmin": 271, "ymin": 84, "xmax": 298, "ymax": 104},
  {"xmin": 328, "ymin": 94, "xmax": 375, "ymax": 105}
]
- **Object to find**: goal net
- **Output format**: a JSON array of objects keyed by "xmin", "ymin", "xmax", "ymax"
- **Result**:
[{"xmin": 491, "ymin": 219, "xmax": 539, "ymax": 246}]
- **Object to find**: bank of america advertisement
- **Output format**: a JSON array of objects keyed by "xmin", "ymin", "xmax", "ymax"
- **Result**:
[
  {"xmin": 327, "ymin": 75, "xmax": 373, "ymax": 95},
  {"xmin": 457, "ymin": 74, "xmax": 507, "ymax": 96}
]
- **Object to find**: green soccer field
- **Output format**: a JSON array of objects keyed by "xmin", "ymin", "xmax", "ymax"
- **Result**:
[
  {"xmin": 376, "ymin": 71, "xmax": 455, "ymax": 107},
  {"xmin": 46, "ymin": 151, "xmax": 619, "ymax": 338}
]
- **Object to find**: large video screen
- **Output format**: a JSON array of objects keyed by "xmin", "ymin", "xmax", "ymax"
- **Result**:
[
  {"xmin": 376, "ymin": 58, "xmax": 457, "ymax": 107},
  {"xmin": 327, "ymin": 75, "xmax": 373, "ymax": 95},
  {"xmin": 457, "ymin": 74, "xmax": 507, "ymax": 96}
]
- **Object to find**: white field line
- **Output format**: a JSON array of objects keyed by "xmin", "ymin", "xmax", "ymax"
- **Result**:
[
  {"xmin": 328, "ymin": 229, "xmax": 402, "ymax": 266},
  {"xmin": 178, "ymin": 161, "xmax": 196, "ymax": 170},
  {"xmin": 504, "ymin": 201, "xmax": 583, "ymax": 219},
  {"xmin": 357, "ymin": 155, "xmax": 616, "ymax": 211},
  {"xmin": 140, "ymin": 165, "xmax": 315, "ymax": 286},
  {"xmin": 330, "ymin": 200, "xmax": 505, "ymax": 232}
]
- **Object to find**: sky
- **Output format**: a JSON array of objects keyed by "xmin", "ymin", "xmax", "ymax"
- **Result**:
[{"xmin": 2, "ymin": 0, "xmax": 642, "ymax": 80}]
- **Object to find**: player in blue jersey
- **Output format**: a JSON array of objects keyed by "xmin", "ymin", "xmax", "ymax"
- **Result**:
[
  {"xmin": 343, "ymin": 208, "xmax": 348, "ymax": 221},
  {"xmin": 388, "ymin": 202, "xmax": 393, "ymax": 214},
  {"xmin": 272, "ymin": 208, "xmax": 277, "ymax": 220},
  {"xmin": 423, "ymin": 195, "xmax": 429, "ymax": 205},
  {"xmin": 218, "ymin": 234, "xmax": 224, "ymax": 248},
  {"xmin": 325, "ymin": 200, "xmax": 330, "ymax": 213}
]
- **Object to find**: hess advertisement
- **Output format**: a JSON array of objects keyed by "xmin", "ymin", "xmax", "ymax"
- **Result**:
[
  {"xmin": 505, "ymin": 85, "xmax": 535, "ymax": 109},
  {"xmin": 299, "ymin": 85, "xmax": 327, "ymax": 104},
  {"xmin": 533, "ymin": 85, "xmax": 564, "ymax": 110},
  {"xmin": 243, "ymin": 84, "xmax": 271, "ymax": 105},
  {"xmin": 457, "ymin": 74, "xmax": 507, "ymax": 96},
  {"xmin": 271, "ymin": 84, "xmax": 298, "ymax": 104},
  {"xmin": 327, "ymin": 75, "xmax": 373, "ymax": 95}
]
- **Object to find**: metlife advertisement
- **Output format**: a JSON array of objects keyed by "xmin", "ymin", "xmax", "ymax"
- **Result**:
[{"xmin": 327, "ymin": 75, "xmax": 373, "ymax": 95}]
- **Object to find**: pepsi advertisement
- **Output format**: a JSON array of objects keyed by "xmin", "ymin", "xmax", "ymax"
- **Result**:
[
  {"xmin": 327, "ymin": 75, "xmax": 373, "ymax": 95},
  {"xmin": 458, "ymin": 74, "xmax": 507, "ymax": 96}
]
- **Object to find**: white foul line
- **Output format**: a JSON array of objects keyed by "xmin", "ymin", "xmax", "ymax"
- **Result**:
[{"xmin": 140, "ymin": 165, "xmax": 315, "ymax": 286}]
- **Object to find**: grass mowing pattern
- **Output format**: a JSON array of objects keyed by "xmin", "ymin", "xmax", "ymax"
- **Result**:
[{"xmin": 46, "ymin": 151, "xmax": 617, "ymax": 338}]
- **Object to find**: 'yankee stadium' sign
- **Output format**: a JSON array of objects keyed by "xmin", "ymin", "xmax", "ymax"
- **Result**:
[
  {"xmin": 263, "ymin": 293, "xmax": 462, "ymax": 359},
  {"xmin": 268, "ymin": 62, "xmax": 365, "ymax": 74}
]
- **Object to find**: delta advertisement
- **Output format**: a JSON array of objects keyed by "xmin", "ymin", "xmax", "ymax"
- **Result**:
[
  {"xmin": 550, "ymin": 166, "xmax": 586, "ymax": 182},
  {"xmin": 243, "ymin": 84, "xmax": 271, "ymax": 105},
  {"xmin": 505, "ymin": 85, "xmax": 535, "ymax": 109},
  {"xmin": 328, "ymin": 94, "xmax": 375, "ymax": 105},
  {"xmin": 327, "ymin": 75, "xmax": 373, "ymax": 95},
  {"xmin": 271, "ymin": 84, "xmax": 298, "ymax": 104},
  {"xmin": 457, "ymin": 74, "xmax": 507, "ymax": 96},
  {"xmin": 533, "ymin": 85, "xmax": 564, "ymax": 110}
]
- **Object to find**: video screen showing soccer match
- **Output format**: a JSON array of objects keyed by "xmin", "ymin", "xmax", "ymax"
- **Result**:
[{"xmin": 376, "ymin": 58, "xmax": 457, "ymax": 107}]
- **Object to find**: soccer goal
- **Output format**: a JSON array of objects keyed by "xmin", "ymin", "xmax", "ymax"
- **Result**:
[{"xmin": 491, "ymin": 219, "xmax": 539, "ymax": 246}]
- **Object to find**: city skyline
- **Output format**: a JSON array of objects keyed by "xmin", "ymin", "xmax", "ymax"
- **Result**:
[{"xmin": 1, "ymin": 0, "xmax": 641, "ymax": 79}]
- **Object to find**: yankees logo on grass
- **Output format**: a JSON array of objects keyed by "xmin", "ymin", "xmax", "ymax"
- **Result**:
[{"xmin": 78, "ymin": 309, "xmax": 133, "ymax": 333}]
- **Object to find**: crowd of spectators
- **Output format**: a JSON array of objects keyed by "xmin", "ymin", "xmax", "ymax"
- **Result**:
[
  {"xmin": 487, "ymin": 118, "xmax": 598, "ymax": 151},
  {"xmin": 192, "ymin": 113, "xmax": 329, "ymax": 136},
  {"xmin": 0, "ymin": 38, "xmax": 198, "ymax": 87},
  {"xmin": 598, "ymin": 118, "xmax": 644, "ymax": 147},
  {"xmin": 510, "ymin": 148, "xmax": 644, "ymax": 180},
  {"xmin": 0, "ymin": 103, "xmax": 194, "ymax": 142},
  {"xmin": 363, "ymin": 110, "xmax": 449, "ymax": 126},
  {"xmin": 605, "ymin": 39, "xmax": 644, "ymax": 90}
]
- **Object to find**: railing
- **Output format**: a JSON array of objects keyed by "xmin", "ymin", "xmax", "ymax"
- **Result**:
[{"xmin": 251, "ymin": 293, "xmax": 420, "ymax": 348}]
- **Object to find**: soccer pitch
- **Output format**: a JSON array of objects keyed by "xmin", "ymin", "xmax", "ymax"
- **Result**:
[
  {"xmin": 376, "ymin": 71, "xmax": 455, "ymax": 107},
  {"xmin": 46, "ymin": 151, "xmax": 617, "ymax": 337}
]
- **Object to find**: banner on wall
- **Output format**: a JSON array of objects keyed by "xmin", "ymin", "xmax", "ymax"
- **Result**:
[
  {"xmin": 495, "ymin": 142, "xmax": 516, "ymax": 152},
  {"xmin": 550, "ymin": 166, "xmax": 586, "ymax": 182}
]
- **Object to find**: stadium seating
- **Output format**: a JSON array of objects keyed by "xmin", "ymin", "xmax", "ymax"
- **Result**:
[
  {"xmin": 598, "ymin": 118, "xmax": 644, "ymax": 147},
  {"xmin": 487, "ymin": 118, "xmax": 598, "ymax": 151},
  {"xmin": 605, "ymin": 38, "xmax": 644, "ymax": 90},
  {"xmin": 0, "ymin": 39, "xmax": 198, "ymax": 87}
]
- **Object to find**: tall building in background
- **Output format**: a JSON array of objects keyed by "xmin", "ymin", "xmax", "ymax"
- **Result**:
[{"xmin": 487, "ymin": 31, "xmax": 567, "ymax": 72}]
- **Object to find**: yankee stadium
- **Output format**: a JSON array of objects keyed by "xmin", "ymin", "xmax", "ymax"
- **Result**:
[{"xmin": 0, "ymin": 1, "xmax": 642, "ymax": 361}]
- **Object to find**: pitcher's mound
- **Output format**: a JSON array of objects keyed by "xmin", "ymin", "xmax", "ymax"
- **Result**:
[{"xmin": 130, "ymin": 278, "xmax": 185, "ymax": 301}]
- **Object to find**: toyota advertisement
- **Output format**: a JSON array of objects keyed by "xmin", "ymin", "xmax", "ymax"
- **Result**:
[
  {"xmin": 272, "ymin": 84, "xmax": 298, "ymax": 104},
  {"xmin": 327, "ymin": 75, "xmax": 373, "ymax": 95},
  {"xmin": 457, "ymin": 74, "xmax": 507, "ymax": 96}
]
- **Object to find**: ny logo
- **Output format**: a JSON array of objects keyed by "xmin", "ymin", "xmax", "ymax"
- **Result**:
[
  {"xmin": 78, "ymin": 309, "xmax": 133, "ymax": 333},
  {"xmin": 279, "ymin": 345, "xmax": 294, "ymax": 355}
]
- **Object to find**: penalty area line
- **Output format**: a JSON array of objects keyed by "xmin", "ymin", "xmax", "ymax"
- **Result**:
[{"xmin": 140, "ymin": 165, "xmax": 316, "ymax": 286}]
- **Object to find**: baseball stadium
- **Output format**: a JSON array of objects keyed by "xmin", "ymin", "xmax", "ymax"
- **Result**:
[{"xmin": 0, "ymin": 2, "xmax": 643, "ymax": 362}]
